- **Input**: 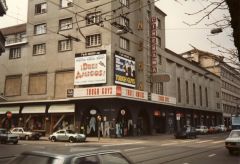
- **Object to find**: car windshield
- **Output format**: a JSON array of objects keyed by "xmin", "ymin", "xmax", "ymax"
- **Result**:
[
  {"xmin": 66, "ymin": 130, "xmax": 75, "ymax": 134},
  {"xmin": 229, "ymin": 131, "xmax": 240, "ymax": 138}
]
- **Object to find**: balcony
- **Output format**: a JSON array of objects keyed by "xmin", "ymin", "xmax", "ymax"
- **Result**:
[{"xmin": 5, "ymin": 37, "xmax": 28, "ymax": 47}]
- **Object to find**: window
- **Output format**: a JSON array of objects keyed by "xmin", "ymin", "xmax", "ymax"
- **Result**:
[
  {"xmin": 199, "ymin": 86, "xmax": 202, "ymax": 106},
  {"xmin": 4, "ymin": 75, "xmax": 22, "ymax": 96},
  {"xmin": 193, "ymin": 83, "xmax": 196, "ymax": 105},
  {"xmin": 86, "ymin": 11, "xmax": 101, "ymax": 25},
  {"xmin": 120, "ymin": 37, "xmax": 130, "ymax": 50},
  {"xmin": 9, "ymin": 47, "xmax": 21, "ymax": 59},
  {"xmin": 28, "ymin": 73, "xmax": 47, "ymax": 95},
  {"xmin": 33, "ymin": 43, "xmax": 46, "ymax": 55},
  {"xmin": 58, "ymin": 39, "xmax": 72, "ymax": 51},
  {"xmin": 35, "ymin": 3, "xmax": 47, "ymax": 15},
  {"xmin": 157, "ymin": 18, "xmax": 161, "ymax": 29},
  {"xmin": 157, "ymin": 36, "xmax": 161, "ymax": 47},
  {"xmin": 74, "ymin": 155, "xmax": 98, "ymax": 164},
  {"xmin": 34, "ymin": 23, "xmax": 47, "ymax": 35},
  {"xmin": 120, "ymin": 0, "xmax": 129, "ymax": 7},
  {"xmin": 158, "ymin": 54, "xmax": 162, "ymax": 65},
  {"xmin": 59, "ymin": 18, "xmax": 73, "ymax": 30},
  {"xmin": 186, "ymin": 81, "xmax": 189, "ymax": 104},
  {"xmin": 119, "ymin": 16, "xmax": 129, "ymax": 27},
  {"xmin": 86, "ymin": 34, "xmax": 101, "ymax": 47},
  {"xmin": 205, "ymin": 87, "xmax": 208, "ymax": 107},
  {"xmin": 55, "ymin": 71, "xmax": 74, "ymax": 99},
  {"xmin": 60, "ymin": 0, "xmax": 73, "ymax": 8},
  {"xmin": 177, "ymin": 78, "xmax": 181, "ymax": 103},
  {"xmin": 156, "ymin": 82, "xmax": 163, "ymax": 95}
]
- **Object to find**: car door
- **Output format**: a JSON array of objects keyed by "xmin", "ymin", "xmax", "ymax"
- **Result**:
[{"xmin": 56, "ymin": 130, "xmax": 66, "ymax": 141}]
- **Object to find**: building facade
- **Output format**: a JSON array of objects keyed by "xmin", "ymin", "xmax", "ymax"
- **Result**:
[
  {"xmin": 182, "ymin": 48, "xmax": 240, "ymax": 128},
  {"xmin": 0, "ymin": 0, "xmax": 7, "ymax": 55},
  {"xmin": 0, "ymin": 0, "xmax": 222, "ymax": 137}
]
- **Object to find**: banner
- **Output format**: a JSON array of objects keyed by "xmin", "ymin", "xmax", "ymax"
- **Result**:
[
  {"xmin": 114, "ymin": 52, "xmax": 136, "ymax": 88},
  {"xmin": 74, "ymin": 50, "xmax": 106, "ymax": 85}
]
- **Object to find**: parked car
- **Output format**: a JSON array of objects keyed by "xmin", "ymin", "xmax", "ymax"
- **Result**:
[
  {"xmin": 225, "ymin": 129, "xmax": 240, "ymax": 155},
  {"xmin": 216, "ymin": 125, "xmax": 227, "ymax": 133},
  {"xmin": 0, "ymin": 128, "xmax": 18, "ymax": 144},
  {"xmin": 174, "ymin": 126, "xmax": 197, "ymax": 139},
  {"xmin": 7, "ymin": 149, "xmax": 133, "ymax": 164},
  {"xmin": 195, "ymin": 125, "xmax": 208, "ymax": 134},
  {"xmin": 208, "ymin": 126, "xmax": 217, "ymax": 134},
  {"xmin": 49, "ymin": 129, "xmax": 86, "ymax": 143},
  {"xmin": 10, "ymin": 127, "xmax": 41, "ymax": 140}
]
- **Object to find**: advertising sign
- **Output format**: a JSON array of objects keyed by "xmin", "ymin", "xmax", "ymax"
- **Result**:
[
  {"xmin": 74, "ymin": 50, "xmax": 106, "ymax": 85},
  {"xmin": 151, "ymin": 16, "xmax": 157, "ymax": 73},
  {"xmin": 114, "ymin": 52, "xmax": 136, "ymax": 88}
]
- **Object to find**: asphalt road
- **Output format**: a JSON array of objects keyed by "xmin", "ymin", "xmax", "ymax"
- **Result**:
[{"xmin": 0, "ymin": 133, "xmax": 239, "ymax": 164}]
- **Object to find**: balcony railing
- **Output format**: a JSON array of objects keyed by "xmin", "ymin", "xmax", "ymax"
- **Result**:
[{"xmin": 5, "ymin": 37, "xmax": 28, "ymax": 47}]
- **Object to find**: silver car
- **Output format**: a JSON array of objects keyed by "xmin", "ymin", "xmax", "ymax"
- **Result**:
[{"xmin": 49, "ymin": 129, "xmax": 86, "ymax": 143}]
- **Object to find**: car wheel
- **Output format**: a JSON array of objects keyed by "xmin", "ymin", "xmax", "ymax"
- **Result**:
[
  {"xmin": 25, "ymin": 135, "xmax": 29, "ymax": 140},
  {"xmin": 69, "ymin": 137, "xmax": 75, "ymax": 143},
  {"xmin": 51, "ymin": 136, "xmax": 56, "ymax": 142},
  {"xmin": 13, "ymin": 141, "xmax": 18, "ymax": 144}
]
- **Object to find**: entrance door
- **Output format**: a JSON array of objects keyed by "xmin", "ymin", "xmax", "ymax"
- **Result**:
[{"xmin": 137, "ymin": 110, "xmax": 150, "ymax": 135}]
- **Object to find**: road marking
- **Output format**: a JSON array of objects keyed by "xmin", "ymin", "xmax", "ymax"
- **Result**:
[
  {"xmin": 196, "ymin": 140, "xmax": 213, "ymax": 144},
  {"xmin": 212, "ymin": 140, "xmax": 224, "ymax": 144},
  {"xmin": 102, "ymin": 141, "xmax": 144, "ymax": 147},
  {"xmin": 124, "ymin": 147, "xmax": 145, "ymax": 152},
  {"xmin": 208, "ymin": 154, "xmax": 216, "ymax": 157},
  {"xmin": 161, "ymin": 142, "xmax": 178, "ymax": 146}
]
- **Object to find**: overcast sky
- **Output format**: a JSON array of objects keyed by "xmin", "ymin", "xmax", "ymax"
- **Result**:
[{"xmin": 0, "ymin": 0, "xmax": 235, "ymax": 56}]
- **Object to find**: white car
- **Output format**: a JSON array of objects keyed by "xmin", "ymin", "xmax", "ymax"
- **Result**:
[
  {"xmin": 225, "ymin": 129, "xmax": 240, "ymax": 155},
  {"xmin": 195, "ymin": 125, "xmax": 208, "ymax": 134},
  {"xmin": 49, "ymin": 129, "xmax": 86, "ymax": 143}
]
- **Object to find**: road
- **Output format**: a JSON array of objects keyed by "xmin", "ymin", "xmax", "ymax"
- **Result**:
[{"xmin": 0, "ymin": 133, "xmax": 239, "ymax": 164}]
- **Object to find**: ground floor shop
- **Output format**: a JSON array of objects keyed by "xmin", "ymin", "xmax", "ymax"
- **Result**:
[{"xmin": 0, "ymin": 98, "xmax": 223, "ymax": 137}]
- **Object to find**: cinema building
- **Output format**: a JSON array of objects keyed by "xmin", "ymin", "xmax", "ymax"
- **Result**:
[{"xmin": 0, "ymin": 0, "xmax": 222, "ymax": 137}]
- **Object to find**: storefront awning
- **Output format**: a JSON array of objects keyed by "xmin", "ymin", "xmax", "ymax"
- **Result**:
[
  {"xmin": 48, "ymin": 104, "xmax": 75, "ymax": 113},
  {"xmin": 21, "ymin": 106, "xmax": 46, "ymax": 114},
  {"xmin": 0, "ymin": 106, "xmax": 20, "ymax": 114}
]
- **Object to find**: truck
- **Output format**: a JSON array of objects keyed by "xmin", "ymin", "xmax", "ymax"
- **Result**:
[{"xmin": 231, "ymin": 115, "xmax": 240, "ymax": 130}]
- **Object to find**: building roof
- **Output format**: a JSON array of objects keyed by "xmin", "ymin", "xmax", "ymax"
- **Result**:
[
  {"xmin": 154, "ymin": 6, "xmax": 167, "ymax": 16},
  {"xmin": 0, "ymin": 23, "xmax": 26, "ymax": 36}
]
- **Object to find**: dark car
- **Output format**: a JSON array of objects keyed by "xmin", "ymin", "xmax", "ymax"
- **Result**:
[
  {"xmin": 0, "ymin": 128, "xmax": 18, "ymax": 144},
  {"xmin": 7, "ymin": 149, "xmax": 134, "ymax": 164},
  {"xmin": 175, "ymin": 126, "xmax": 197, "ymax": 139}
]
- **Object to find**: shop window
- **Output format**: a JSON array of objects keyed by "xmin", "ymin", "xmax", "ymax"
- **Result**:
[
  {"xmin": 55, "ymin": 71, "xmax": 74, "ymax": 98},
  {"xmin": 4, "ymin": 75, "xmax": 22, "ymax": 96},
  {"xmin": 9, "ymin": 47, "xmax": 21, "ymax": 59},
  {"xmin": 59, "ymin": 18, "xmax": 73, "ymax": 31},
  {"xmin": 28, "ymin": 73, "xmax": 47, "ymax": 95},
  {"xmin": 35, "ymin": 3, "xmax": 47, "ymax": 15}
]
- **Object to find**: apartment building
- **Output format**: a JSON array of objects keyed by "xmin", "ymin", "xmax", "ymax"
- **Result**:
[
  {"xmin": 182, "ymin": 48, "xmax": 240, "ymax": 127},
  {"xmin": 0, "ymin": 0, "xmax": 222, "ymax": 137}
]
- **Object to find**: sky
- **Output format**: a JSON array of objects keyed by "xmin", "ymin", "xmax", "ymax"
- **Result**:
[{"xmin": 0, "ymin": 0, "xmax": 236, "ymax": 57}]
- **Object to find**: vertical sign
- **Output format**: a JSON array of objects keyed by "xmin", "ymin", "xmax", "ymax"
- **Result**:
[{"xmin": 151, "ymin": 17, "xmax": 157, "ymax": 73}]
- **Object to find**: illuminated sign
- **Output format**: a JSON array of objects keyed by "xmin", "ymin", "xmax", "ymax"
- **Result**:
[{"xmin": 151, "ymin": 16, "xmax": 157, "ymax": 73}]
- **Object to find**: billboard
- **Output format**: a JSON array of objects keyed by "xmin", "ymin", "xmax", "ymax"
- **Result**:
[
  {"xmin": 74, "ymin": 50, "xmax": 106, "ymax": 85},
  {"xmin": 114, "ymin": 52, "xmax": 136, "ymax": 88}
]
